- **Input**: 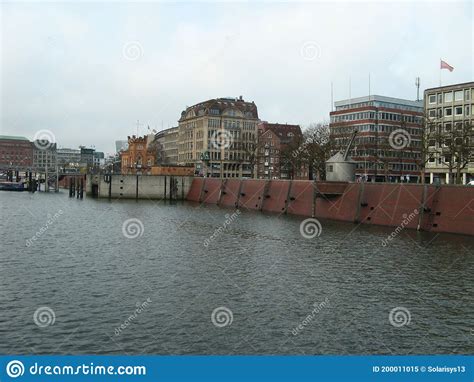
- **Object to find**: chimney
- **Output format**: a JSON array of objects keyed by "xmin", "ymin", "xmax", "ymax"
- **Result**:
[{"xmin": 239, "ymin": 95, "xmax": 243, "ymax": 101}]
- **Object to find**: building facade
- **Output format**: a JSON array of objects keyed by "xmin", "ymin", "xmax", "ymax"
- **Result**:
[
  {"xmin": 177, "ymin": 96, "xmax": 259, "ymax": 178},
  {"xmin": 121, "ymin": 135, "xmax": 156, "ymax": 174},
  {"xmin": 155, "ymin": 127, "xmax": 179, "ymax": 165},
  {"xmin": 33, "ymin": 140, "xmax": 57, "ymax": 171},
  {"xmin": 79, "ymin": 147, "xmax": 95, "ymax": 168},
  {"xmin": 0, "ymin": 135, "xmax": 33, "ymax": 169},
  {"xmin": 93, "ymin": 151, "xmax": 105, "ymax": 168},
  {"xmin": 256, "ymin": 122, "xmax": 307, "ymax": 179},
  {"xmin": 330, "ymin": 95, "xmax": 424, "ymax": 182},
  {"xmin": 57, "ymin": 148, "xmax": 81, "ymax": 168},
  {"xmin": 424, "ymin": 82, "xmax": 474, "ymax": 184}
]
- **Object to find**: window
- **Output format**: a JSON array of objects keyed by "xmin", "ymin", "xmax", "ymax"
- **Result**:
[
  {"xmin": 454, "ymin": 90, "xmax": 463, "ymax": 101},
  {"xmin": 465, "ymin": 105, "xmax": 470, "ymax": 116},
  {"xmin": 438, "ymin": 94, "xmax": 443, "ymax": 104},
  {"xmin": 445, "ymin": 123, "xmax": 452, "ymax": 131},
  {"xmin": 428, "ymin": 95, "xmax": 436, "ymax": 104},
  {"xmin": 327, "ymin": 165, "xmax": 333, "ymax": 172},
  {"xmin": 455, "ymin": 106, "xmax": 463, "ymax": 116},
  {"xmin": 465, "ymin": 89, "xmax": 471, "ymax": 101},
  {"xmin": 429, "ymin": 109, "xmax": 436, "ymax": 118},
  {"xmin": 444, "ymin": 92, "xmax": 453, "ymax": 103},
  {"xmin": 445, "ymin": 108, "xmax": 452, "ymax": 117}
]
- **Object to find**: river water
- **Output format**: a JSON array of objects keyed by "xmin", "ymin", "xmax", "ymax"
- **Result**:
[{"xmin": 0, "ymin": 191, "xmax": 473, "ymax": 355}]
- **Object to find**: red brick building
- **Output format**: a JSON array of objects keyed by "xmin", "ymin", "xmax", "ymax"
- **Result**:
[
  {"xmin": 0, "ymin": 135, "xmax": 33, "ymax": 169},
  {"xmin": 121, "ymin": 135, "xmax": 157, "ymax": 174},
  {"xmin": 257, "ymin": 122, "xmax": 307, "ymax": 179}
]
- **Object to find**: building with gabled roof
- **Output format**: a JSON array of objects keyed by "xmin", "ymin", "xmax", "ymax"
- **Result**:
[
  {"xmin": 177, "ymin": 96, "xmax": 259, "ymax": 178},
  {"xmin": 257, "ymin": 122, "xmax": 307, "ymax": 179}
]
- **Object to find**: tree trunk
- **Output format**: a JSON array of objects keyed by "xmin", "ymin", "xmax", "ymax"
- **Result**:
[{"xmin": 420, "ymin": 169, "xmax": 425, "ymax": 184}]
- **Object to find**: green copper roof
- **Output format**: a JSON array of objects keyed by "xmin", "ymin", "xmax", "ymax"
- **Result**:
[{"xmin": 0, "ymin": 135, "xmax": 30, "ymax": 141}]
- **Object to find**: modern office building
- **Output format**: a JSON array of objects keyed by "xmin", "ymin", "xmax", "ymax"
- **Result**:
[
  {"xmin": 0, "ymin": 135, "xmax": 33, "ymax": 169},
  {"xmin": 33, "ymin": 140, "xmax": 57, "ymax": 171},
  {"xmin": 155, "ymin": 127, "xmax": 179, "ymax": 165},
  {"xmin": 424, "ymin": 82, "xmax": 473, "ymax": 184},
  {"xmin": 57, "ymin": 148, "xmax": 81, "ymax": 167},
  {"xmin": 115, "ymin": 140, "xmax": 129, "ymax": 153},
  {"xmin": 177, "ymin": 96, "xmax": 259, "ymax": 178},
  {"xmin": 256, "ymin": 122, "xmax": 307, "ymax": 179},
  {"xmin": 80, "ymin": 147, "xmax": 95, "ymax": 167},
  {"xmin": 329, "ymin": 95, "xmax": 424, "ymax": 182},
  {"xmin": 93, "ymin": 151, "xmax": 105, "ymax": 168}
]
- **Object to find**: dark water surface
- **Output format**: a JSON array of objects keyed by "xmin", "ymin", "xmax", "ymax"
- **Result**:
[{"xmin": 1, "ymin": 191, "xmax": 473, "ymax": 355}]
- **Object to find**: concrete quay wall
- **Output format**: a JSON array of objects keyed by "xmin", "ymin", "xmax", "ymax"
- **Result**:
[{"xmin": 94, "ymin": 174, "xmax": 194, "ymax": 200}]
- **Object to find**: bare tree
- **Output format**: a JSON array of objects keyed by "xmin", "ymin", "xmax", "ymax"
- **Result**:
[
  {"xmin": 280, "ymin": 133, "xmax": 306, "ymax": 179},
  {"xmin": 440, "ymin": 120, "xmax": 474, "ymax": 184},
  {"xmin": 289, "ymin": 122, "xmax": 335, "ymax": 181},
  {"xmin": 418, "ymin": 114, "xmax": 442, "ymax": 183}
]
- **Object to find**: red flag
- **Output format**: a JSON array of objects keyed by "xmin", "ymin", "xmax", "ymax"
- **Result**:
[{"xmin": 440, "ymin": 59, "xmax": 454, "ymax": 72}]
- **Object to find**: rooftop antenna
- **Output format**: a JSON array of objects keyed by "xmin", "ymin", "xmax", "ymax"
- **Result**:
[
  {"xmin": 349, "ymin": 77, "xmax": 352, "ymax": 106},
  {"xmin": 415, "ymin": 77, "xmax": 420, "ymax": 101},
  {"xmin": 135, "ymin": 120, "xmax": 142, "ymax": 136},
  {"xmin": 368, "ymin": 73, "xmax": 371, "ymax": 98}
]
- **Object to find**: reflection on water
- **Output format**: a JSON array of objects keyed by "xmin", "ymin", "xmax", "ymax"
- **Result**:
[{"xmin": 0, "ymin": 191, "xmax": 473, "ymax": 355}]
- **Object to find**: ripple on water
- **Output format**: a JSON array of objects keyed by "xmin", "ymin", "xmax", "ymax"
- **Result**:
[{"xmin": 0, "ymin": 191, "xmax": 473, "ymax": 354}]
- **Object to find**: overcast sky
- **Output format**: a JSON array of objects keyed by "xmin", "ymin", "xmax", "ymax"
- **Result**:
[{"xmin": 1, "ymin": 1, "xmax": 472, "ymax": 154}]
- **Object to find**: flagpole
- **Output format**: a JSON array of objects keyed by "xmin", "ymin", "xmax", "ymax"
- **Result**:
[{"xmin": 439, "ymin": 58, "xmax": 441, "ymax": 87}]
